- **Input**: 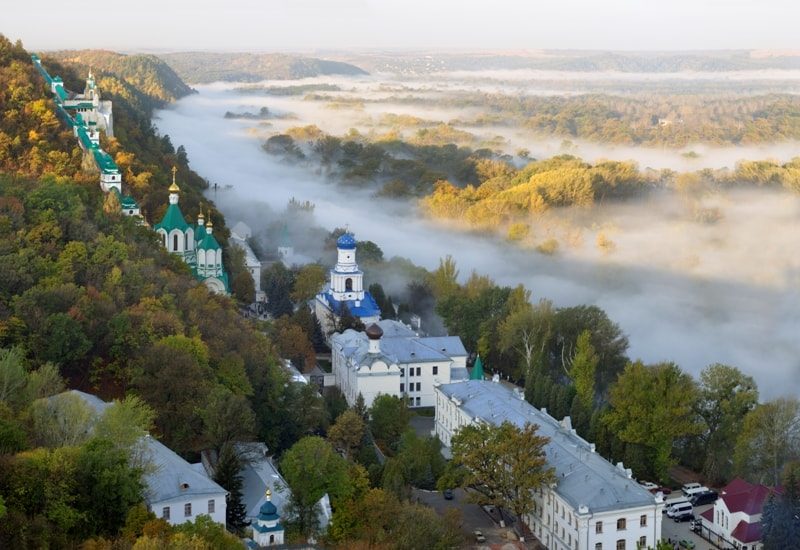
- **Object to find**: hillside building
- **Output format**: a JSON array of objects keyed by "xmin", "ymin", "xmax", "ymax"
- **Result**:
[
  {"xmin": 230, "ymin": 222, "xmax": 264, "ymax": 302},
  {"xmin": 434, "ymin": 380, "xmax": 664, "ymax": 550},
  {"xmin": 154, "ymin": 167, "xmax": 230, "ymax": 295},
  {"xmin": 331, "ymin": 320, "xmax": 468, "ymax": 408},
  {"xmin": 67, "ymin": 390, "xmax": 228, "ymax": 528},
  {"xmin": 315, "ymin": 232, "xmax": 380, "ymax": 334}
]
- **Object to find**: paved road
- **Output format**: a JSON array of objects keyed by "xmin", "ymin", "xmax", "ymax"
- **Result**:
[
  {"xmin": 660, "ymin": 503, "xmax": 717, "ymax": 550},
  {"xmin": 410, "ymin": 414, "xmax": 435, "ymax": 438}
]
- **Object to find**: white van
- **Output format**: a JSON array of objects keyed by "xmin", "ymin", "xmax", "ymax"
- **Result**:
[
  {"xmin": 681, "ymin": 483, "xmax": 702, "ymax": 495},
  {"xmin": 663, "ymin": 498, "xmax": 690, "ymax": 514},
  {"xmin": 684, "ymin": 485, "xmax": 709, "ymax": 497},
  {"xmin": 667, "ymin": 502, "xmax": 693, "ymax": 518}
]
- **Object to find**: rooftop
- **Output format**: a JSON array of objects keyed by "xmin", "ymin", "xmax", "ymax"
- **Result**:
[
  {"xmin": 319, "ymin": 289, "xmax": 381, "ymax": 319},
  {"xmin": 720, "ymin": 478, "xmax": 778, "ymax": 516},
  {"xmin": 332, "ymin": 319, "xmax": 467, "ymax": 367},
  {"xmin": 437, "ymin": 380, "xmax": 658, "ymax": 514}
]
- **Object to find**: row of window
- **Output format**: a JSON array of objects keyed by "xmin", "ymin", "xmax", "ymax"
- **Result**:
[
  {"xmin": 400, "ymin": 366, "xmax": 438, "ymax": 377},
  {"xmin": 162, "ymin": 499, "xmax": 215, "ymax": 520},
  {"xmin": 400, "ymin": 382, "xmax": 422, "ymax": 392},
  {"xmin": 595, "ymin": 538, "xmax": 647, "ymax": 550},
  {"xmin": 594, "ymin": 515, "xmax": 648, "ymax": 533}
]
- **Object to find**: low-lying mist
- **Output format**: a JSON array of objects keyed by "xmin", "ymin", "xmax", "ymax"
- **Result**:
[{"xmin": 154, "ymin": 82, "xmax": 800, "ymax": 399}]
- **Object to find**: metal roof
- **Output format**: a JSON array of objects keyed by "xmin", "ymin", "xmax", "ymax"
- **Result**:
[{"xmin": 437, "ymin": 380, "xmax": 658, "ymax": 514}]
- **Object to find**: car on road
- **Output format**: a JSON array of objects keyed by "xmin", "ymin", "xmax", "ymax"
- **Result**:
[
  {"xmin": 690, "ymin": 490, "xmax": 718, "ymax": 506},
  {"xmin": 474, "ymin": 530, "xmax": 486, "ymax": 543},
  {"xmin": 657, "ymin": 486, "xmax": 673, "ymax": 495},
  {"xmin": 679, "ymin": 540, "xmax": 696, "ymax": 549},
  {"xmin": 673, "ymin": 512, "xmax": 695, "ymax": 523},
  {"xmin": 681, "ymin": 482, "xmax": 702, "ymax": 494},
  {"xmin": 443, "ymin": 489, "xmax": 454, "ymax": 500}
]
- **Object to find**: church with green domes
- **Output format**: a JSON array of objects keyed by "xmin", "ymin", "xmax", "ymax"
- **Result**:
[{"xmin": 153, "ymin": 168, "xmax": 230, "ymax": 295}]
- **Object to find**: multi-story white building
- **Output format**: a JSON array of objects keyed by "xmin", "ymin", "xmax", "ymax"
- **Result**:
[
  {"xmin": 331, "ymin": 320, "xmax": 468, "ymax": 408},
  {"xmin": 230, "ymin": 221, "xmax": 265, "ymax": 303},
  {"xmin": 434, "ymin": 380, "xmax": 664, "ymax": 550},
  {"xmin": 69, "ymin": 390, "xmax": 228, "ymax": 527}
]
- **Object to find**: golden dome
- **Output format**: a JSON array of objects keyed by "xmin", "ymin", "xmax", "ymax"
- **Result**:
[{"xmin": 169, "ymin": 166, "xmax": 180, "ymax": 192}]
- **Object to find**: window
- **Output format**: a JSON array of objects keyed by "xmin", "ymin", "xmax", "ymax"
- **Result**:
[
  {"xmin": 345, "ymin": 278, "xmax": 353, "ymax": 291},
  {"xmin": 638, "ymin": 536, "xmax": 647, "ymax": 549},
  {"xmin": 433, "ymin": 366, "xmax": 438, "ymax": 375},
  {"xmin": 595, "ymin": 544, "xmax": 602, "ymax": 550},
  {"xmin": 416, "ymin": 367, "xmax": 421, "ymax": 376},
  {"xmin": 162, "ymin": 506, "xmax": 170, "ymax": 520},
  {"xmin": 400, "ymin": 368, "xmax": 405, "ymax": 377},
  {"xmin": 416, "ymin": 382, "xmax": 421, "ymax": 391},
  {"xmin": 184, "ymin": 503, "xmax": 192, "ymax": 517},
  {"xmin": 596, "ymin": 521, "xmax": 603, "ymax": 534},
  {"xmin": 400, "ymin": 383, "xmax": 405, "ymax": 392},
  {"xmin": 640, "ymin": 514, "xmax": 647, "ymax": 527},
  {"xmin": 173, "ymin": 234, "xmax": 179, "ymax": 251},
  {"xmin": 409, "ymin": 368, "xmax": 414, "ymax": 377},
  {"xmin": 415, "ymin": 397, "xmax": 420, "ymax": 406},
  {"xmin": 208, "ymin": 499, "xmax": 215, "ymax": 514},
  {"xmin": 616, "ymin": 541, "xmax": 625, "ymax": 550},
  {"xmin": 616, "ymin": 518, "xmax": 626, "ymax": 530}
]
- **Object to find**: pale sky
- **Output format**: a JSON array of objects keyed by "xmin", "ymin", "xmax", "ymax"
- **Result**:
[{"xmin": 5, "ymin": 0, "xmax": 799, "ymax": 52}]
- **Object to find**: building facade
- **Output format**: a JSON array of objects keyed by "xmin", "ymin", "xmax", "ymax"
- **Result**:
[
  {"xmin": 315, "ymin": 232, "xmax": 381, "ymax": 335},
  {"xmin": 699, "ymin": 478, "xmax": 778, "ymax": 550},
  {"xmin": 331, "ymin": 320, "xmax": 468, "ymax": 408},
  {"xmin": 434, "ymin": 380, "xmax": 664, "ymax": 550},
  {"xmin": 153, "ymin": 168, "xmax": 230, "ymax": 295},
  {"xmin": 230, "ymin": 221, "xmax": 264, "ymax": 302}
]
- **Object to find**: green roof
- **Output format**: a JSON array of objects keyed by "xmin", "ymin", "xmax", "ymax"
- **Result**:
[
  {"xmin": 154, "ymin": 203, "xmax": 190, "ymax": 232},
  {"xmin": 197, "ymin": 229, "xmax": 221, "ymax": 251},
  {"xmin": 470, "ymin": 355, "xmax": 485, "ymax": 380}
]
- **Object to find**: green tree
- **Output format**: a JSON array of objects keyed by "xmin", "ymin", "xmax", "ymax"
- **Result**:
[
  {"xmin": 429, "ymin": 255, "xmax": 459, "ymax": 299},
  {"xmin": 499, "ymin": 300, "xmax": 554, "ymax": 380},
  {"xmin": 696, "ymin": 364, "xmax": 759, "ymax": 484},
  {"xmin": 280, "ymin": 436, "xmax": 356, "ymax": 536},
  {"xmin": 0, "ymin": 346, "xmax": 27, "ymax": 409},
  {"xmin": 290, "ymin": 264, "xmax": 326, "ymax": 303},
  {"xmin": 74, "ymin": 437, "xmax": 144, "ymax": 537},
  {"xmin": 94, "ymin": 394, "xmax": 155, "ymax": 469},
  {"xmin": 328, "ymin": 409, "xmax": 365, "ymax": 459},
  {"xmin": 213, "ymin": 443, "xmax": 248, "ymax": 534},
  {"xmin": 29, "ymin": 391, "xmax": 95, "ymax": 448},
  {"xmin": 199, "ymin": 386, "xmax": 255, "ymax": 452},
  {"xmin": 450, "ymin": 421, "xmax": 554, "ymax": 535},
  {"xmin": 734, "ymin": 398, "xmax": 800, "ymax": 486},
  {"xmin": 762, "ymin": 462, "xmax": 800, "ymax": 548},
  {"xmin": 369, "ymin": 394, "xmax": 410, "ymax": 455},
  {"xmin": 604, "ymin": 361, "xmax": 701, "ymax": 481}
]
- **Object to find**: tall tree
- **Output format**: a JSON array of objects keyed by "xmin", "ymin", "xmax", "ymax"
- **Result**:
[
  {"xmin": 604, "ymin": 361, "xmax": 701, "ymax": 481},
  {"xmin": 291, "ymin": 264, "xmax": 326, "ymax": 303},
  {"xmin": 369, "ymin": 394, "xmax": 410, "ymax": 455},
  {"xmin": 213, "ymin": 443, "xmax": 248, "ymax": 534},
  {"xmin": 762, "ymin": 462, "xmax": 800, "ymax": 549},
  {"xmin": 328, "ymin": 409, "xmax": 365, "ymax": 460},
  {"xmin": 696, "ymin": 364, "xmax": 759, "ymax": 484},
  {"xmin": 734, "ymin": 398, "xmax": 800, "ymax": 486},
  {"xmin": 499, "ymin": 300, "xmax": 554, "ymax": 380},
  {"xmin": 450, "ymin": 421, "xmax": 554, "ymax": 537}
]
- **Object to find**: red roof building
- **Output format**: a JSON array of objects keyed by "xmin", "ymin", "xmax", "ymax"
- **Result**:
[{"xmin": 698, "ymin": 478, "xmax": 780, "ymax": 550}]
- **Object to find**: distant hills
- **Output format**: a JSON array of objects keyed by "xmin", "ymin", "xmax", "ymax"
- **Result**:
[
  {"xmin": 158, "ymin": 52, "xmax": 368, "ymax": 83},
  {"xmin": 337, "ymin": 50, "xmax": 800, "ymax": 75},
  {"xmin": 48, "ymin": 50, "xmax": 194, "ymax": 103}
]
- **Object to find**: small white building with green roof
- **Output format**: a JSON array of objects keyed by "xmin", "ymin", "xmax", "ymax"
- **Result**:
[{"xmin": 153, "ymin": 168, "xmax": 230, "ymax": 295}]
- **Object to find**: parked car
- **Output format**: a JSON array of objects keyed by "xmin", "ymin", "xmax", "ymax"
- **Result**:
[
  {"xmin": 679, "ymin": 540, "xmax": 696, "ymax": 549},
  {"xmin": 681, "ymin": 482, "xmax": 702, "ymax": 495},
  {"xmin": 690, "ymin": 519, "xmax": 702, "ymax": 533},
  {"xmin": 474, "ymin": 530, "xmax": 486, "ymax": 543},
  {"xmin": 443, "ymin": 489, "xmax": 454, "ymax": 500},
  {"xmin": 690, "ymin": 490, "xmax": 718, "ymax": 506},
  {"xmin": 674, "ymin": 512, "xmax": 695, "ymax": 523},
  {"xmin": 640, "ymin": 481, "xmax": 658, "ymax": 491},
  {"xmin": 657, "ymin": 486, "xmax": 673, "ymax": 495},
  {"xmin": 666, "ymin": 500, "xmax": 692, "ymax": 517}
]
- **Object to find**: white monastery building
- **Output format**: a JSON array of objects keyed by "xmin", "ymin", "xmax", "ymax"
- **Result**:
[
  {"xmin": 67, "ymin": 390, "xmax": 228, "ymax": 527},
  {"xmin": 331, "ymin": 320, "xmax": 468, "ymax": 408},
  {"xmin": 434, "ymin": 380, "xmax": 664, "ymax": 550}
]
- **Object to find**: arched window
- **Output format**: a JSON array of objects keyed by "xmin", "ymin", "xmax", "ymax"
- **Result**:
[
  {"xmin": 345, "ymin": 278, "xmax": 353, "ymax": 291},
  {"xmin": 173, "ymin": 234, "xmax": 179, "ymax": 251}
]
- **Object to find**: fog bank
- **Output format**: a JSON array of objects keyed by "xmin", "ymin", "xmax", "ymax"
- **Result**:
[{"xmin": 154, "ymin": 83, "xmax": 800, "ymax": 399}]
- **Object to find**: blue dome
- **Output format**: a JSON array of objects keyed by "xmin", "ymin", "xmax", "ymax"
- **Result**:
[
  {"xmin": 259, "ymin": 499, "xmax": 278, "ymax": 518},
  {"xmin": 337, "ymin": 232, "xmax": 357, "ymax": 250}
]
